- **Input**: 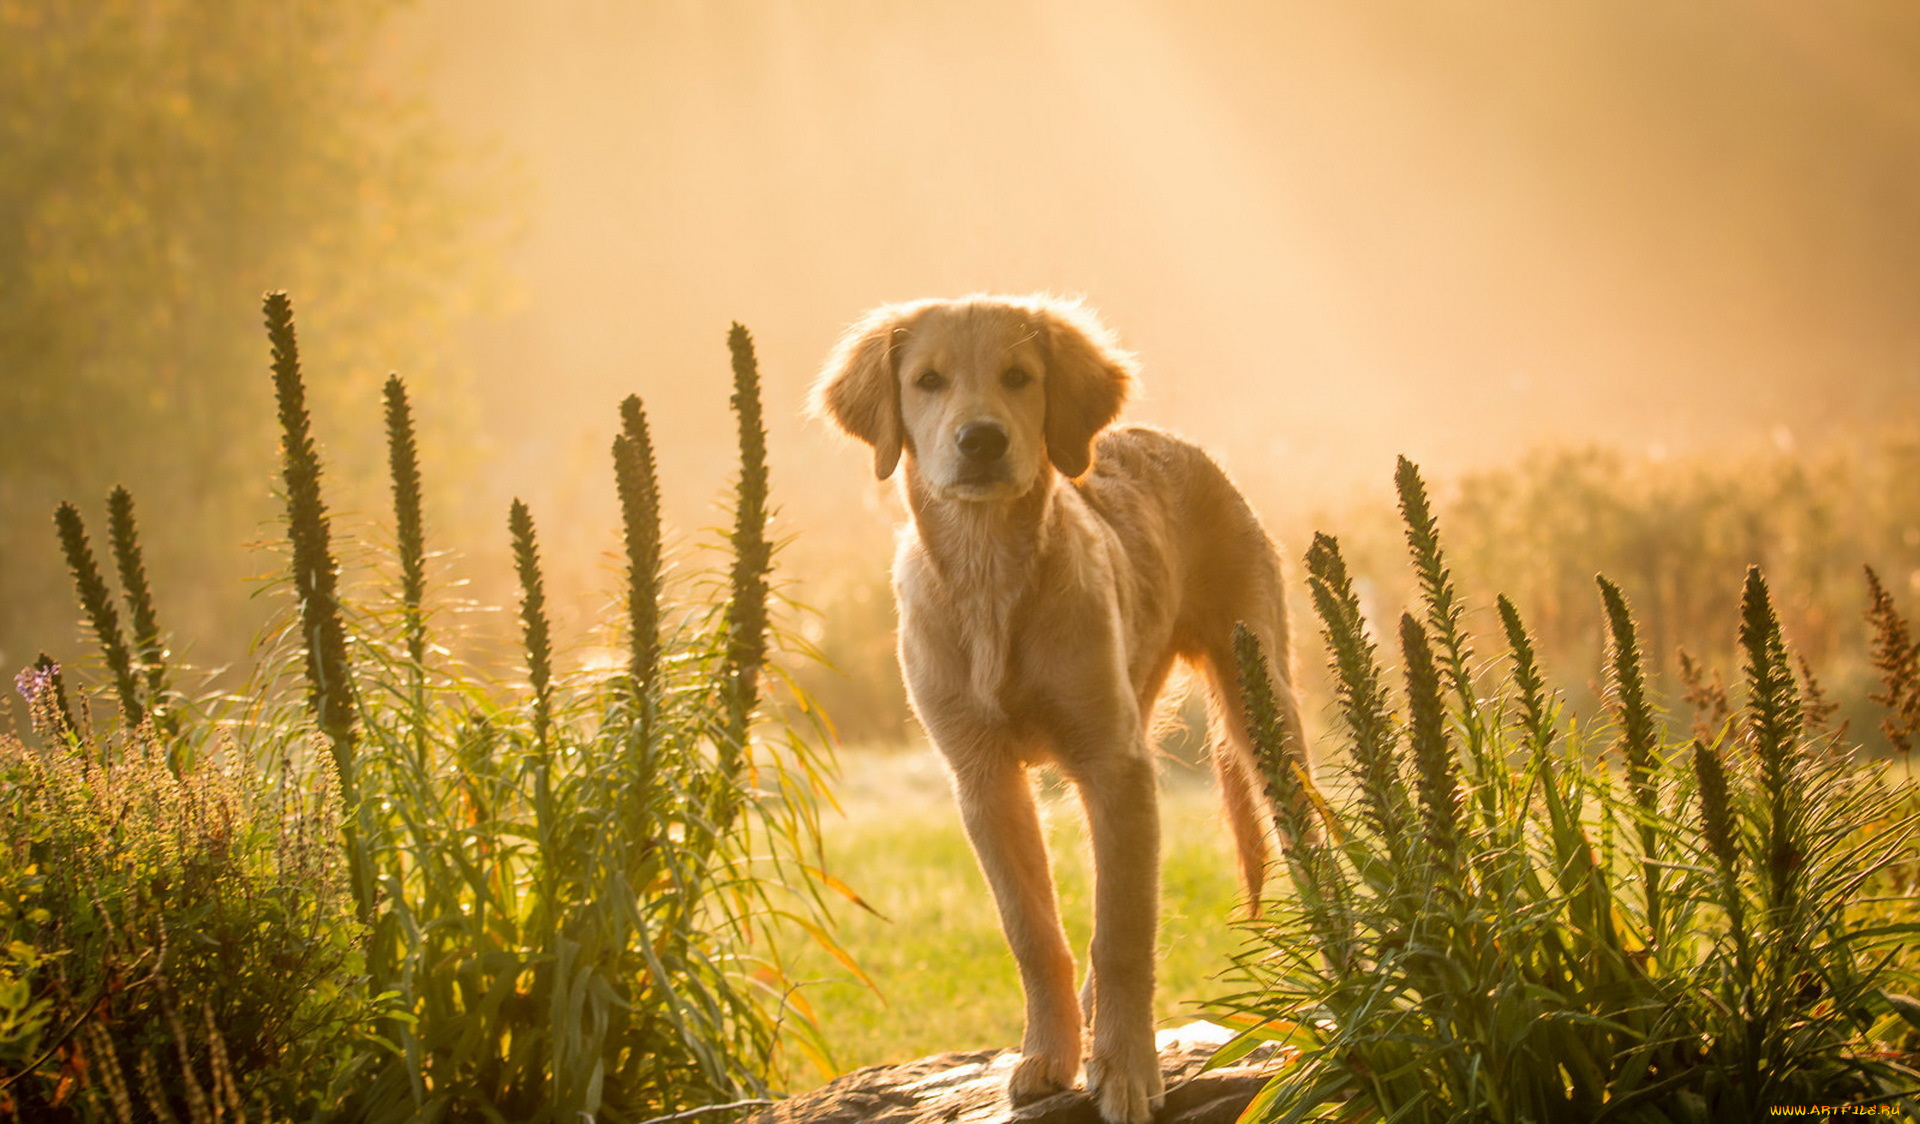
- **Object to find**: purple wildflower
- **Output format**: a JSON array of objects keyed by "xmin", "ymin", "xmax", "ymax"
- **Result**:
[{"xmin": 14, "ymin": 662, "xmax": 55, "ymax": 704}]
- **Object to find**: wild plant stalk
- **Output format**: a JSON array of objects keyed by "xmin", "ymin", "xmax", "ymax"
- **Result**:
[
  {"xmin": 616, "ymin": 393, "xmax": 664, "ymax": 709},
  {"xmin": 1231, "ymin": 622, "xmax": 1346, "ymax": 965},
  {"xmin": 382, "ymin": 377, "xmax": 428, "ymax": 666},
  {"xmin": 1678, "ymin": 646, "xmax": 1732, "ymax": 744},
  {"xmin": 1304, "ymin": 532, "xmax": 1414, "ymax": 877},
  {"xmin": 1598, "ymin": 575, "xmax": 1666, "ymax": 954},
  {"xmin": 1496, "ymin": 596, "xmax": 1554, "ymax": 757},
  {"xmin": 1231, "ymin": 622, "xmax": 1318, "ymax": 858},
  {"xmin": 263, "ymin": 289, "xmax": 369, "ymax": 924},
  {"xmin": 378, "ymin": 378, "xmax": 432, "ymax": 726},
  {"xmin": 20, "ymin": 653, "xmax": 80, "ymax": 743},
  {"xmin": 1400, "ymin": 614, "xmax": 1462, "ymax": 870},
  {"xmin": 1496, "ymin": 594, "xmax": 1613, "ymax": 954},
  {"xmin": 1796, "ymin": 652, "xmax": 1842, "ymax": 734},
  {"xmin": 1689, "ymin": 739, "xmax": 1752, "ymax": 988},
  {"xmin": 1395, "ymin": 456, "xmax": 1479, "ymax": 728},
  {"xmin": 1865, "ymin": 564, "xmax": 1920, "ymax": 757},
  {"xmin": 614, "ymin": 393, "xmax": 666, "ymax": 946},
  {"xmin": 1740, "ymin": 567, "xmax": 1804, "ymax": 922},
  {"xmin": 510, "ymin": 499, "xmax": 554, "ymax": 755},
  {"xmin": 382, "ymin": 375, "xmax": 431, "ymax": 772},
  {"xmin": 719, "ymin": 323, "xmax": 771, "ymax": 830},
  {"xmin": 54, "ymin": 501, "xmax": 144, "ymax": 733},
  {"xmin": 106, "ymin": 487, "xmax": 174, "ymax": 740},
  {"xmin": 507, "ymin": 497, "xmax": 560, "ymax": 948},
  {"xmin": 264, "ymin": 293, "xmax": 357, "ymax": 798}
]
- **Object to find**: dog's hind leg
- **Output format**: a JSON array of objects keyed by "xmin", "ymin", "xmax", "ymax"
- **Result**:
[{"xmin": 948, "ymin": 757, "xmax": 1083, "ymax": 1103}]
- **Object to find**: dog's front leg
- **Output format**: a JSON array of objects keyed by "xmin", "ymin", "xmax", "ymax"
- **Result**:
[
  {"xmin": 950, "ymin": 759, "xmax": 1083, "ymax": 1103},
  {"xmin": 1071, "ymin": 746, "xmax": 1165, "ymax": 1124}
]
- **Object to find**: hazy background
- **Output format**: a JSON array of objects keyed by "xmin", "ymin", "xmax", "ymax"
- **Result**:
[
  {"xmin": 400, "ymin": 0, "xmax": 1920, "ymax": 512},
  {"xmin": 7, "ymin": 0, "xmax": 1920, "ymax": 732}
]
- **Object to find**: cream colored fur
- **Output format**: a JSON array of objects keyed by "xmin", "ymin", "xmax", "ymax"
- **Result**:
[{"xmin": 812, "ymin": 295, "xmax": 1308, "ymax": 1124}]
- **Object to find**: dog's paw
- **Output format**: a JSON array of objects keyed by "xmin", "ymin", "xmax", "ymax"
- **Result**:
[
  {"xmin": 1085, "ymin": 1044, "xmax": 1165, "ymax": 1124},
  {"xmin": 1007, "ymin": 1049, "xmax": 1077, "ymax": 1107}
]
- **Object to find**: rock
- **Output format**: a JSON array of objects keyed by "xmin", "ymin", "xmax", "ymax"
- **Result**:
[{"xmin": 745, "ymin": 1023, "xmax": 1290, "ymax": 1124}]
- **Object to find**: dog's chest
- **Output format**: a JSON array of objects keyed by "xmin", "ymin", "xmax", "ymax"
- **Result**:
[{"xmin": 897, "ymin": 539, "xmax": 1037, "ymax": 718}]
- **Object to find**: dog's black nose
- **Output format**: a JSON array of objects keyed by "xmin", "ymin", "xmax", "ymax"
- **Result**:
[{"xmin": 956, "ymin": 421, "xmax": 1009, "ymax": 463}]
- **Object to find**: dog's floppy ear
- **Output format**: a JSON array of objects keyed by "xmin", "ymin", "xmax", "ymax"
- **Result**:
[
  {"xmin": 1037, "ymin": 299, "xmax": 1134, "ymax": 480},
  {"xmin": 812, "ymin": 306, "xmax": 908, "ymax": 480}
]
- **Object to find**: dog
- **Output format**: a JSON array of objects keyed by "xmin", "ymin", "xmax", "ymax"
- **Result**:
[{"xmin": 812, "ymin": 294, "xmax": 1308, "ymax": 1124}]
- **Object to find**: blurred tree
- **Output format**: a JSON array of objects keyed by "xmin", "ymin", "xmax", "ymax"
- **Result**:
[{"xmin": 0, "ymin": 0, "xmax": 499, "ymax": 674}]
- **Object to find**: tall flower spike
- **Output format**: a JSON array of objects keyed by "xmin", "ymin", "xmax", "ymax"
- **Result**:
[
  {"xmin": 1395, "ymin": 456, "xmax": 1475, "ymax": 715},
  {"xmin": 1232, "ymin": 622, "xmax": 1316, "ymax": 855},
  {"xmin": 1691, "ymin": 739, "xmax": 1741, "ymax": 884},
  {"xmin": 1497, "ymin": 595, "xmax": 1555, "ymax": 755},
  {"xmin": 1401, "ymin": 613, "xmax": 1462, "ymax": 866},
  {"xmin": 1597, "ymin": 575, "xmax": 1657, "ymax": 791},
  {"xmin": 107, "ymin": 487, "xmax": 172, "ymax": 735},
  {"xmin": 384, "ymin": 375, "xmax": 428, "ymax": 670},
  {"xmin": 263, "ymin": 291, "xmax": 367, "ymax": 924},
  {"xmin": 1306, "ymin": 532, "xmax": 1413, "ymax": 869},
  {"xmin": 719, "ymin": 324, "xmax": 772, "ymax": 829},
  {"xmin": 1740, "ymin": 566, "xmax": 1805, "ymax": 918},
  {"xmin": 726, "ymin": 324, "xmax": 771, "ymax": 694},
  {"xmin": 1691, "ymin": 738, "xmax": 1754, "ymax": 986},
  {"xmin": 55, "ymin": 501, "xmax": 144, "ymax": 730},
  {"xmin": 264, "ymin": 290, "xmax": 357, "ymax": 803},
  {"xmin": 1597, "ymin": 573, "xmax": 1664, "ymax": 946},
  {"xmin": 510, "ymin": 498, "xmax": 554, "ymax": 753},
  {"xmin": 1864, "ymin": 565, "xmax": 1918, "ymax": 757},
  {"xmin": 615, "ymin": 394, "xmax": 663, "ymax": 703}
]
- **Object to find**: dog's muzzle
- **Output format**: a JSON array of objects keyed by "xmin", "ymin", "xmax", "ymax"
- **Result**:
[{"xmin": 956, "ymin": 420, "xmax": 1010, "ymax": 466}]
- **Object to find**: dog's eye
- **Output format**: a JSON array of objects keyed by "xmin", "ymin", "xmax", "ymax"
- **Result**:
[
  {"xmin": 1001, "ymin": 368, "xmax": 1033, "ymax": 390},
  {"xmin": 915, "ymin": 370, "xmax": 946, "ymax": 391}
]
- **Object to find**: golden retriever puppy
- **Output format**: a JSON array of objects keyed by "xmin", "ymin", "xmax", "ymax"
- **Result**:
[{"xmin": 812, "ymin": 294, "xmax": 1307, "ymax": 1124}]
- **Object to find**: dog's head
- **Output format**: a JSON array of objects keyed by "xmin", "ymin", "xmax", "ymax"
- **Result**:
[{"xmin": 812, "ymin": 295, "xmax": 1134, "ymax": 500}]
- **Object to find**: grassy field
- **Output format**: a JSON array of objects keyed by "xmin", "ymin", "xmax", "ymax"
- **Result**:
[{"xmin": 784, "ymin": 744, "xmax": 1252, "ymax": 1085}]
